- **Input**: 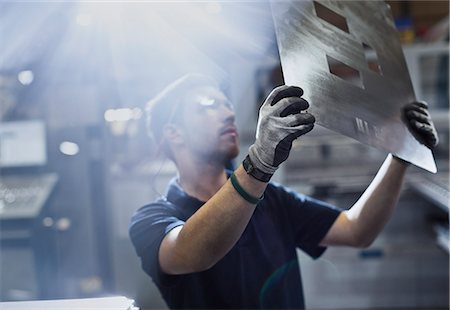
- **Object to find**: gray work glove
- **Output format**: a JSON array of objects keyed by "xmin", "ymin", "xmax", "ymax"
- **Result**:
[
  {"xmin": 403, "ymin": 101, "xmax": 439, "ymax": 149},
  {"xmin": 248, "ymin": 85, "xmax": 315, "ymax": 175}
]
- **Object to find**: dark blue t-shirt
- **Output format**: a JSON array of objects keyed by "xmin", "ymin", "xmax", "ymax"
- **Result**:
[{"xmin": 129, "ymin": 174, "xmax": 341, "ymax": 309}]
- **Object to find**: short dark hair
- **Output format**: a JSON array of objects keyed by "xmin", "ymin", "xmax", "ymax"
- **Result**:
[{"xmin": 146, "ymin": 73, "xmax": 219, "ymax": 159}]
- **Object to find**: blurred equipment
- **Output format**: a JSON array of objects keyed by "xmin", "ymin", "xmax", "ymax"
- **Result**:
[
  {"xmin": 0, "ymin": 120, "xmax": 47, "ymax": 168},
  {"xmin": 409, "ymin": 173, "xmax": 449, "ymax": 213},
  {"xmin": 0, "ymin": 120, "xmax": 60, "ymax": 301},
  {"xmin": 409, "ymin": 173, "xmax": 450, "ymax": 254},
  {"xmin": 0, "ymin": 120, "xmax": 56, "ymax": 220},
  {"xmin": 0, "ymin": 296, "xmax": 138, "ymax": 310},
  {"xmin": 0, "ymin": 173, "xmax": 57, "ymax": 220},
  {"xmin": 271, "ymin": 0, "xmax": 436, "ymax": 173}
]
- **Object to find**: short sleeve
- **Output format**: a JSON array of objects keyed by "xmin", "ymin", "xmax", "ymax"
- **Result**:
[
  {"xmin": 267, "ymin": 183, "xmax": 341, "ymax": 259},
  {"xmin": 129, "ymin": 201, "xmax": 185, "ymax": 286}
]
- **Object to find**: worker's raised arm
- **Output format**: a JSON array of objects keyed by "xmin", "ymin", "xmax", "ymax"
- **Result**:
[
  {"xmin": 159, "ymin": 85, "xmax": 316, "ymax": 275},
  {"xmin": 321, "ymin": 101, "xmax": 439, "ymax": 248}
]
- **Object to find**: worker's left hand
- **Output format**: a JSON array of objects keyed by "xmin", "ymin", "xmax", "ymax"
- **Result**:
[{"xmin": 403, "ymin": 101, "xmax": 439, "ymax": 149}]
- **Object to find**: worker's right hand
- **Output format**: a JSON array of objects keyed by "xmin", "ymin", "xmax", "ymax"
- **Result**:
[{"xmin": 248, "ymin": 85, "xmax": 315, "ymax": 177}]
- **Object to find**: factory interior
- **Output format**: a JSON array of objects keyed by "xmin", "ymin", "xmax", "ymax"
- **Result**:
[{"xmin": 0, "ymin": 1, "xmax": 448, "ymax": 309}]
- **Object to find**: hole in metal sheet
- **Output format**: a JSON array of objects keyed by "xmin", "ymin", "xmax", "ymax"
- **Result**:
[
  {"xmin": 363, "ymin": 43, "xmax": 383, "ymax": 75},
  {"xmin": 314, "ymin": 1, "xmax": 349, "ymax": 33},
  {"xmin": 327, "ymin": 55, "xmax": 364, "ymax": 88}
]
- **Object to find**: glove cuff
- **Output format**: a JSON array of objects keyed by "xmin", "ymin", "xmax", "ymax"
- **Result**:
[
  {"xmin": 248, "ymin": 145, "xmax": 278, "ymax": 175},
  {"xmin": 242, "ymin": 155, "xmax": 273, "ymax": 182}
]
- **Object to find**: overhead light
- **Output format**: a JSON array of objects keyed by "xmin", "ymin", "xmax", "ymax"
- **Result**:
[
  {"xmin": 114, "ymin": 108, "xmax": 134, "ymax": 122},
  {"xmin": 17, "ymin": 70, "xmax": 34, "ymax": 85},
  {"xmin": 104, "ymin": 109, "xmax": 116, "ymax": 122},
  {"xmin": 59, "ymin": 141, "xmax": 80, "ymax": 156},
  {"xmin": 104, "ymin": 108, "xmax": 142, "ymax": 122}
]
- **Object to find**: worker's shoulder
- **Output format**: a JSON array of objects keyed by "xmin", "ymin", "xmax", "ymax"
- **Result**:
[{"xmin": 130, "ymin": 196, "xmax": 179, "ymax": 223}]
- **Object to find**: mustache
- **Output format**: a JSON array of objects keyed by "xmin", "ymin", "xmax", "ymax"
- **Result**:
[{"xmin": 219, "ymin": 124, "xmax": 238, "ymax": 135}]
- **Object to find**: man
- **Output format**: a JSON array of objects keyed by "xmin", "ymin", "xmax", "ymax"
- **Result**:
[{"xmin": 129, "ymin": 74, "xmax": 438, "ymax": 309}]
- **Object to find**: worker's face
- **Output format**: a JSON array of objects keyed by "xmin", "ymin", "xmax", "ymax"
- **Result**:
[{"xmin": 178, "ymin": 86, "xmax": 239, "ymax": 164}]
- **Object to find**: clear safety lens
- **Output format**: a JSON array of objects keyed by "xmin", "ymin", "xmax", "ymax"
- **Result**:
[{"xmin": 197, "ymin": 96, "xmax": 233, "ymax": 110}]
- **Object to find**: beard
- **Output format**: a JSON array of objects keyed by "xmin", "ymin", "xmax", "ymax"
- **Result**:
[
  {"xmin": 195, "ymin": 142, "xmax": 239, "ymax": 168},
  {"xmin": 214, "ymin": 144, "xmax": 239, "ymax": 167},
  {"xmin": 223, "ymin": 143, "xmax": 239, "ymax": 162}
]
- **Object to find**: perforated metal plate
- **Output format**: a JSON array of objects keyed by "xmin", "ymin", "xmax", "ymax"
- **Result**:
[{"xmin": 271, "ymin": 0, "xmax": 437, "ymax": 173}]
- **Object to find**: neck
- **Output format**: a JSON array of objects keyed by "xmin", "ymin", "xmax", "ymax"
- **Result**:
[{"xmin": 177, "ymin": 154, "xmax": 229, "ymax": 202}]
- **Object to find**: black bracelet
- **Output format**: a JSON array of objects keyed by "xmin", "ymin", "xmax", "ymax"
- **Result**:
[{"xmin": 230, "ymin": 173, "xmax": 264, "ymax": 204}]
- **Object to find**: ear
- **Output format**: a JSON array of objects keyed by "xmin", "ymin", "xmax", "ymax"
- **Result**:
[{"xmin": 163, "ymin": 124, "xmax": 184, "ymax": 146}]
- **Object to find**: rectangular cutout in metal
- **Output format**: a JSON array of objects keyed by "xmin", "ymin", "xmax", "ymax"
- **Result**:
[
  {"xmin": 327, "ymin": 55, "xmax": 364, "ymax": 88},
  {"xmin": 314, "ymin": 1, "xmax": 349, "ymax": 33},
  {"xmin": 363, "ymin": 42, "xmax": 382, "ymax": 75}
]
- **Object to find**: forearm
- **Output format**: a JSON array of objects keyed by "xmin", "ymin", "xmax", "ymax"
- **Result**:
[
  {"xmin": 345, "ymin": 154, "xmax": 408, "ymax": 247},
  {"xmin": 160, "ymin": 165, "xmax": 267, "ymax": 273}
]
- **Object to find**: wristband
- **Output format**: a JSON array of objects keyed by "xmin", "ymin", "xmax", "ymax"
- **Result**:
[
  {"xmin": 242, "ymin": 155, "xmax": 273, "ymax": 182},
  {"xmin": 230, "ymin": 173, "xmax": 264, "ymax": 204}
]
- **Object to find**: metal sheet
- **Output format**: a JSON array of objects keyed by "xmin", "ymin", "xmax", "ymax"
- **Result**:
[{"xmin": 271, "ymin": 0, "xmax": 436, "ymax": 173}]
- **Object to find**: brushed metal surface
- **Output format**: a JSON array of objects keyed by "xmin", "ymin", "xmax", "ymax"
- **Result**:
[{"xmin": 271, "ymin": 0, "xmax": 436, "ymax": 173}]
